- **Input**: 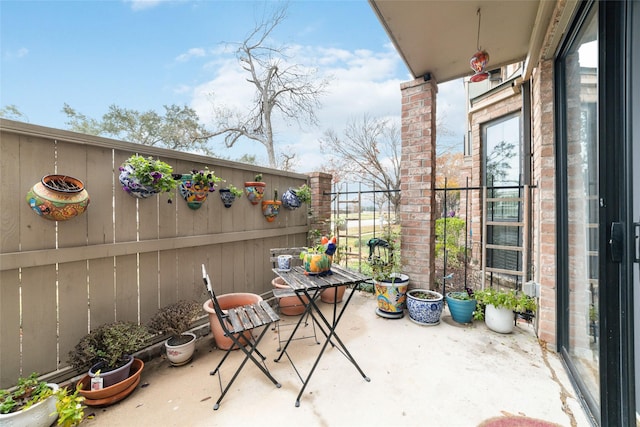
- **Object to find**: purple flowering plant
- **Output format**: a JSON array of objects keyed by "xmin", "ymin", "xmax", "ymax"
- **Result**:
[
  {"xmin": 119, "ymin": 155, "xmax": 178, "ymax": 197},
  {"xmin": 185, "ymin": 167, "xmax": 223, "ymax": 192}
]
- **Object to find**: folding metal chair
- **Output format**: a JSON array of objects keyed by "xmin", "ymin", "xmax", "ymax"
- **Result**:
[
  {"xmin": 269, "ymin": 248, "xmax": 319, "ymax": 351},
  {"xmin": 202, "ymin": 264, "xmax": 281, "ymax": 410}
]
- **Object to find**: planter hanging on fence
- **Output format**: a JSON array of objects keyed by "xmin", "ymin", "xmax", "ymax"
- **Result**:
[
  {"xmin": 244, "ymin": 181, "xmax": 266, "ymax": 205},
  {"xmin": 26, "ymin": 174, "xmax": 90, "ymax": 221},
  {"xmin": 261, "ymin": 200, "xmax": 281, "ymax": 222},
  {"xmin": 179, "ymin": 174, "xmax": 213, "ymax": 210}
]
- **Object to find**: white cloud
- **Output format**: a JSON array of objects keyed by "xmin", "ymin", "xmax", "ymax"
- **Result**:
[
  {"xmin": 126, "ymin": 0, "xmax": 163, "ymax": 11},
  {"xmin": 175, "ymin": 47, "xmax": 206, "ymax": 62}
]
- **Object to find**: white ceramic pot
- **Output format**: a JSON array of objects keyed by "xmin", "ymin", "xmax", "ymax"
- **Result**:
[
  {"xmin": 485, "ymin": 304, "xmax": 515, "ymax": 334},
  {"xmin": 0, "ymin": 383, "xmax": 58, "ymax": 427},
  {"xmin": 165, "ymin": 332, "xmax": 197, "ymax": 366}
]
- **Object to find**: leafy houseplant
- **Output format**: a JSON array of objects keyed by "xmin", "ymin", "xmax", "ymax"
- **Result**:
[
  {"xmin": 0, "ymin": 373, "xmax": 84, "ymax": 426},
  {"xmin": 148, "ymin": 300, "xmax": 201, "ymax": 366},
  {"xmin": 473, "ymin": 288, "xmax": 537, "ymax": 334},
  {"xmin": 68, "ymin": 321, "xmax": 150, "ymax": 388},
  {"xmin": 119, "ymin": 155, "xmax": 178, "ymax": 201}
]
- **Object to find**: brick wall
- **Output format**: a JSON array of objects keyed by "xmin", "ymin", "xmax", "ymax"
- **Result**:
[{"xmin": 399, "ymin": 77, "xmax": 438, "ymax": 290}]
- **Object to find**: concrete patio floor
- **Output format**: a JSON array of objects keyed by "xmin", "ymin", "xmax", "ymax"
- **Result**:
[{"xmin": 82, "ymin": 289, "xmax": 594, "ymax": 427}]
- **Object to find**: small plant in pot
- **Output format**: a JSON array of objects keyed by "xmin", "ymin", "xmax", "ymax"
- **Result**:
[
  {"xmin": 281, "ymin": 183, "xmax": 311, "ymax": 210},
  {"xmin": 473, "ymin": 288, "xmax": 537, "ymax": 334},
  {"xmin": 118, "ymin": 154, "xmax": 178, "ymax": 201},
  {"xmin": 178, "ymin": 167, "xmax": 223, "ymax": 210},
  {"xmin": 219, "ymin": 184, "xmax": 243, "ymax": 208},
  {"xmin": 262, "ymin": 189, "xmax": 282, "ymax": 222},
  {"xmin": 367, "ymin": 233, "xmax": 408, "ymax": 319},
  {"xmin": 0, "ymin": 373, "xmax": 85, "ymax": 427},
  {"xmin": 406, "ymin": 289, "xmax": 444, "ymax": 326},
  {"xmin": 244, "ymin": 173, "xmax": 266, "ymax": 205},
  {"xmin": 147, "ymin": 300, "xmax": 202, "ymax": 366},
  {"xmin": 445, "ymin": 288, "xmax": 477, "ymax": 324},
  {"xmin": 68, "ymin": 321, "xmax": 150, "ymax": 405}
]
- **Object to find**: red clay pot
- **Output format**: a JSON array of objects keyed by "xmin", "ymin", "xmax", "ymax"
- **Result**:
[
  {"xmin": 78, "ymin": 358, "xmax": 144, "ymax": 406},
  {"xmin": 203, "ymin": 293, "xmax": 262, "ymax": 350}
]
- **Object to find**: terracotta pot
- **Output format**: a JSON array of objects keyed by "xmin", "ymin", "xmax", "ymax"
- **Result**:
[
  {"xmin": 321, "ymin": 285, "xmax": 346, "ymax": 304},
  {"xmin": 165, "ymin": 332, "xmax": 197, "ymax": 366},
  {"xmin": 272, "ymin": 277, "xmax": 308, "ymax": 316},
  {"xmin": 244, "ymin": 181, "xmax": 266, "ymax": 205},
  {"xmin": 203, "ymin": 293, "xmax": 262, "ymax": 350},
  {"xmin": 26, "ymin": 174, "xmax": 90, "ymax": 221},
  {"xmin": 261, "ymin": 200, "xmax": 282, "ymax": 222},
  {"xmin": 78, "ymin": 358, "xmax": 144, "ymax": 406}
]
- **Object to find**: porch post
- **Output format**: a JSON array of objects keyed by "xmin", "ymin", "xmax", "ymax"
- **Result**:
[
  {"xmin": 308, "ymin": 172, "xmax": 333, "ymax": 240},
  {"xmin": 400, "ymin": 76, "xmax": 438, "ymax": 290}
]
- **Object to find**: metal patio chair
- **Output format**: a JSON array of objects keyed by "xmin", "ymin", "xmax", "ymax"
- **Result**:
[{"xmin": 201, "ymin": 264, "xmax": 281, "ymax": 410}]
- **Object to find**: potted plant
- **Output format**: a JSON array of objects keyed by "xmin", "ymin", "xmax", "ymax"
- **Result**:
[
  {"xmin": 118, "ymin": 155, "xmax": 178, "ymax": 201},
  {"xmin": 281, "ymin": 183, "xmax": 311, "ymax": 210},
  {"xmin": 261, "ymin": 189, "xmax": 282, "ymax": 222},
  {"xmin": 473, "ymin": 288, "xmax": 538, "ymax": 334},
  {"xmin": 244, "ymin": 173, "xmax": 266, "ymax": 205},
  {"xmin": 219, "ymin": 184, "xmax": 243, "ymax": 208},
  {"xmin": 147, "ymin": 300, "xmax": 202, "ymax": 366},
  {"xmin": 367, "ymin": 235, "xmax": 408, "ymax": 319},
  {"xmin": 406, "ymin": 289, "xmax": 444, "ymax": 326},
  {"xmin": 0, "ymin": 373, "xmax": 59, "ymax": 426},
  {"xmin": 178, "ymin": 167, "xmax": 223, "ymax": 210},
  {"xmin": 68, "ymin": 321, "xmax": 150, "ymax": 406},
  {"xmin": 445, "ymin": 288, "xmax": 477, "ymax": 324},
  {"xmin": 0, "ymin": 372, "xmax": 85, "ymax": 427}
]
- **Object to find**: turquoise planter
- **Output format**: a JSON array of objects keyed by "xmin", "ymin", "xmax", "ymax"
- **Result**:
[{"xmin": 445, "ymin": 292, "xmax": 477, "ymax": 324}]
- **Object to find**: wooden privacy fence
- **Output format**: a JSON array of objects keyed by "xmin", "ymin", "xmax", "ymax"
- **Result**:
[{"xmin": 0, "ymin": 119, "xmax": 314, "ymax": 388}]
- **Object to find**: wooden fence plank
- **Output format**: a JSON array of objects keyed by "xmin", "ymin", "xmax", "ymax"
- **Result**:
[
  {"xmin": 1, "ymin": 133, "xmax": 20, "ymax": 252},
  {"xmin": 139, "ymin": 251, "xmax": 159, "ymax": 324},
  {"xmin": 89, "ymin": 257, "xmax": 116, "ymax": 329},
  {"xmin": 0, "ymin": 269, "xmax": 21, "ymax": 387},
  {"xmin": 115, "ymin": 255, "xmax": 138, "ymax": 323},
  {"xmin": 20, "ymin": 265, "xmax": 58, "ymax": 376},
  {"xmin": 58, "ymin": 260, "xmax": 90, "ymax": 370},
  {"xmin": 86, "ymin": 146, "xmax": 115, "ymax": 245}
]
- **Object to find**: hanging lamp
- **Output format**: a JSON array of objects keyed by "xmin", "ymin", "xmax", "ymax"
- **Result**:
[{"xmin": 469, "ymin": 8, "xmax": 490, "ymax": 82}]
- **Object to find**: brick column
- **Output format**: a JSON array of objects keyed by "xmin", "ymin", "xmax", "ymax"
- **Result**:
[
  {"xmin": 308, "ymin": 172, "xmax": 332, "ymax": 242},
  {"xmin": 400, "ymin": 77, "xmax": 438, "ymax": 290},
  {"xmin": 531, "ymin": 59, "xmax": 557, "ymax": 347}
]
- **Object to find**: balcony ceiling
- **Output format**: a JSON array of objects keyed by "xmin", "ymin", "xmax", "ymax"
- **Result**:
[{"xmin": 369, "ymin": 0, "xmax": 557, "ymax": 83}]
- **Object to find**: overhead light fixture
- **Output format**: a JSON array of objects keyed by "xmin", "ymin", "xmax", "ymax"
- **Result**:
[{"xmin": 470, "ymin": 8, "xmax": 490, "ymax": 83}]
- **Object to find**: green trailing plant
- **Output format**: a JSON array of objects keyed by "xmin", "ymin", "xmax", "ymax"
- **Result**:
[
  {"xmin": 294, "ymin": 184, "xmax": 311, "ymax": 204},
  {"xmin": 0, "ymin": 373, "xmax": 53, "ymax": 414},
  {"xmin": 54, "ymin": 385, "xmax": 85, "ymax": 427},
  {"xmin": 254, "ymin": 173, "xmax": 263, "ymax": 182},
  {"xmin": 147, "ymin": 300, "xmax": 201, "ymax": 344},
  {"xmin": 472, "ymin": 288, "xmax": 537, "ymax": 320},
  {"xmin": 68, "ymin": 321, "xmax": 151, "ymax": 372},
  {"xmin": 119, "ymin": 155, "xmax": 178, "ymax": 196},
  {"xmin": 227, "ymin": 184, "xmax": 243, "ymax": 198}
]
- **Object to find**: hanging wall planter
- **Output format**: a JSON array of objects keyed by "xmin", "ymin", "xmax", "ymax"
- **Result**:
[
  {"xmin": 244, "ymin": 174, "xmax": 266, "ymax": 205},
  {"xmin": 118, "ymin": 155, "xmax": 177, "ymax": 200},
  {"xmin": 261, "ymin": 190, "xmax": 281, "ymax": 222},
  {"xmin": 178, "ymin": 168, "xmax": 221, "ymax": 210},
  {"xmin": 219, "ymin": 185, "xmax": 243, "ymax": 208},
  {"xmin": 26, "ymin": 174, "xmax": 90, "ymax": 221}
]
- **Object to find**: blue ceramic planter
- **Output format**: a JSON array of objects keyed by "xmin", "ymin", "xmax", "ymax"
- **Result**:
[
  {"xmin": 445, "ymin": 292, "xmax": 477, "ymax": 324},
  {"xmin": 407, "ymin": 289, "xmax": 443, "ymax": 326}
]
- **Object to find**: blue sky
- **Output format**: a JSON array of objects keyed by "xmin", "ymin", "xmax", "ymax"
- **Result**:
[{"xmin": 1, "ymin": 0, "xmax": 466, "ymax": 172}]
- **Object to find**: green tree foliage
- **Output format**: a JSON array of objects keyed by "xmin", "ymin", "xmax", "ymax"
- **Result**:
[
  {"xmin": 435, "ymin": 217, "xmax": 466, "ymax": 268},
  {"xmin": 0, "ymin": 104, "xmax": 28, "ymax": 122},
  {"xmin": 62, "ymin": 103, "xmax": 214, "ymax": 155}
]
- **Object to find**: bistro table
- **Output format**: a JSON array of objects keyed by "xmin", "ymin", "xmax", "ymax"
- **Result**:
[{"xmin": 272, "ymin": 263, "xmax": 371, "ymax": 407}]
